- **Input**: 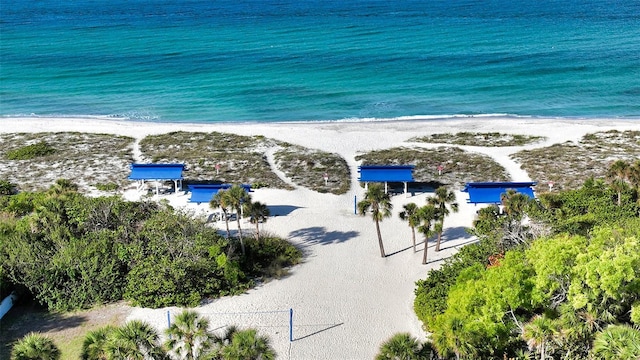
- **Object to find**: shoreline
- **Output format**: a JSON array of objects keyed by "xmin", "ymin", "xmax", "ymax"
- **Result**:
[
  {"xmin": 3, "ymin": 114, "xmax": 640, "ymax": 126},
  {"xmin": 2, "ymin": 116, "xmax": 640, "ymax": 359}
]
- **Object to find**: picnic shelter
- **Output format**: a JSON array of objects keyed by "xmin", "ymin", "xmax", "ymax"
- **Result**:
[
  {"xmin": 358, "ymin": 165, "xmax": 415, "ymax": 194},
  {"xmin": 188, "ymin": 184, "xmax": 252, "ymax": 204},
  {"xmin": 462, "ymin": 181, "xmax": 536, "ymax": 204},
  {"xmin": 128, "ymin": 163, "xmax": 185, "ymax": 194}
]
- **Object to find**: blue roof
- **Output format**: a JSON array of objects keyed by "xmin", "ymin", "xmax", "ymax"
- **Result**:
[
  {"xmin": 358, "ymin": 165, "xmax": 415, "ymax": 182},
  {"xmin": 128, "ymin": 163, "xmax": 184, "ymax": 181},
  {"xmin": 462, "ymin": 182, "xmax": 536, "ymax": 204},
  {"xmin": 188, "ymin": 184, "xmax": 252, "ymax": 204}
]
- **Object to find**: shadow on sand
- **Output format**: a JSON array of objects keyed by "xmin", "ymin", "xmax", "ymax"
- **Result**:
[
  {"xmin": 267, "ymin": 205, "xmax": 302, "ymax": 216},
  {"xmin": 289, "ymin": 227, "xmax": 359, "ymax": 248},
  {"xmin": 0, "ymin": 304, "xmax": 88, "ymax": 359},
  {"xmin": 293, "ymin": 322, "xmax": 344, "ymax": 341}
]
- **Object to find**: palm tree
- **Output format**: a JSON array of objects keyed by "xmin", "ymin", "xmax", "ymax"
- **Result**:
[
  {"xmin": 522, "ymin": 314, "xmax": 557, "ymax": 360},
  {"xmin": 224, "ymin": 185, "xmax": 252, "ymax": 255},
  {"xmin": 221, "ymin": 329, "xmax": 276, "ymax": 360},
  {"xmin": 500, "ymin": 189, "xmax": 529, "ymax": 220},
  {"xmin": 375, "ymin": 332, "xmax": 424, "ymax": 360},
  {"xmin": 629, "ymin": 160, "xmax": 640, "ymax": 190},
  {"xmin": 81, "ymin": 326, "xmax": 116, "ymax": 360},
  {"xmin": 11, "ymin": 332, "xmax": 60, "ymax": 360},
  {"xmin": 244, "ymin": 201, "xmax": 270, "ymax": 240},
  {"xmin": 431, "ymin": 316, "xmax": 474, "ymax": 360},
  {"xmin": 165, "ymin": 310, "xmax": 212, "ymax": 360},
  {"xmin": 357, "ymin": 183, "xmax": 393, "ymax": 258},
  {"xmin": 427, "ymin": 186, "xmax": 459, "ymax": 252},
  {"xmin": 591, "ymin": 324, "xmax": 640, "ymax": 360},
  {"xmin": 106, "ymin": 320, "xmax": 164, "ymax": 360},
  {"xmin": 210, "ymin": 326, "xmax": 239, "ymax": 359},
  {"xmin": 417, "ymin": 205, "xmax": 436, "ymax": 265},
  {"xmin": 48, "ymin": 178, "xmax": 79, "ymax": 195},
  {"xmin": 210, "ymin": 191, "xmax": 231, "ymax": 239},
  {"xmin": 399, "ymin": 203, "xmax": 420, "ymax": 252},
  {"xmin": 606, "ymin": 160, "xmax": 630, "ymax": 206}
]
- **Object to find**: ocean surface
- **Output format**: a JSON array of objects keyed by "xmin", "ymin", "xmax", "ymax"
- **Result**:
[{"xmin": 1, "ymin": 0, "xmax": 639, "ymax": 123}]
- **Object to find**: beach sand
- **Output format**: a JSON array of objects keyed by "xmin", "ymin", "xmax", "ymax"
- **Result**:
[{"xmin": 2, "ymin": 116, "xmax": 639, "ymax": 359}]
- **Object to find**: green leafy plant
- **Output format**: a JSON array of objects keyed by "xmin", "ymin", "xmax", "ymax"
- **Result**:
[{"xmin": 6, "ymin": 141, "xmax": 56, "ymax": 160}]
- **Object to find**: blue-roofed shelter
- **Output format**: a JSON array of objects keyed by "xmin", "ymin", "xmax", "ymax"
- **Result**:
[
  {"xmin": 128, "ymin": 163, "xmax": 185, "ymax": 194},
  {"xmin": 358, "ymin": 165, "xmax": 415, "ymax": 194},
  {"xmin": 188, "ymin": 184, "xmax": 252, "ymax": 204},
  {"xmin": 462, "ymin": 182, "xmax": 536, "ymax": 204}
]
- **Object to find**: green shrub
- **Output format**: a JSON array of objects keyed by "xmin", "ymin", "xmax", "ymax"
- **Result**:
[
  {"xmin": 0, "ymin": 189, "xmax": 300, "ymax": 311},
  {"xmin": 6, "ymin": 141, "xmax": 56, "ymax": 160},
  {"xmin": 414, "ymin": 237, "xmax": 499, "ymax": 331},
  {"xmin": 0, "ymin": 180, "xmax": 18, "ymax": 195},
  {"xmin": 241, "ymin": 234, "xmax": 302, "ymax": 279},
  {"xmin": 94, "ymin": 182, "xmax": 119, "ymax": 192}
]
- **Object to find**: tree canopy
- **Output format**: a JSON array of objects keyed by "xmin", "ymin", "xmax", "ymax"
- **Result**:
[{"xmin": 0, "ymin": 182, "xmax": 301, "ymax": 310}]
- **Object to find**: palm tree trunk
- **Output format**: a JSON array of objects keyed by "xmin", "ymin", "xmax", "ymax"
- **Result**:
[
  {"xmin": 224, "ymin": 218, "xmax": 231, "ymax": 238},
  {"xmin": 255, "ymin": 222, "xmax": 260, "ymax": 240},
  {"xmin": 411, "ymin": 227, "xmax": 416, "ymax": 252},
  {"xmin": 422, "ymin": 237, "xmax": 429, "ymax": 264},
  {"xmin": 436, "ymin": 229, "xmax": 442, "ymax": 251},
  {"xmin": 375, "ymin": 219, "xmax": 386, "ymax": 257},
  {"xmin": 236, "ymin": 216, "xmax": 245, "ymax": 255},
  {"xmin": 618, "ymin": 191, "xmax": 622, "ymax": 206}
]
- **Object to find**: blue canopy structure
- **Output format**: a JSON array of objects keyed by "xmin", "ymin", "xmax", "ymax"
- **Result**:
[
  {"xmin": 128, "ymin": 163, "xmax": 185, "ymax": 194},
  {"xmin": 462, "ymin": 182, "xmax": 536, "ymax": 204},
  {"xmin": 188, "ymin": 184, "xmax": 252, "ymax": 204},
  {"xmin": 358, "ymin": 165, "xmax": 415, "ymax": 194}
]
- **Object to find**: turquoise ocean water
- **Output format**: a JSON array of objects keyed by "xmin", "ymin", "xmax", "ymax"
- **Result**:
[{"xmin": 1, "ymin": 0, "xmax": 639, "ymax": 123}]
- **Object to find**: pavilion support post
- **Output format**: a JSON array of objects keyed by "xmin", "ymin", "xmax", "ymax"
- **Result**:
[
  {"xmin": 384, "ymin": 182, "xmax": 388, "ymax": 194},
  {"xmin": 404, "ymin": 182, "xmax": 408, "ymax": 197},
  {"xmin": 364, "ymin": 183, "xmax": 368, "ymax": 191}
]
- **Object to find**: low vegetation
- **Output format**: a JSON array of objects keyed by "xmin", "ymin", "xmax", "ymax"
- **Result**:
[
  {"xmin": 140, "ymin": 131, "xmax": 352, "ymax": 193},
  {"xmin": 513, "ymin": 130, "xmax": 640, "ymax": 192},
  {"xmin": 140, "ymin": 131, "xmax": 290, "ymax": 189},
  {"xmin": 274, "ymin": 143, "xmax": 351, "ymax": 194},
  {"xmin": 410, "ymin": 132, "xmax": 545, "ymax": 147},
  {"xmin": 409, "ymin": 159, "xmax": 640, "ymax": 359},
  {"xmin": 5, "ymin": 141, "xmax": 56, "ymax": 160},
  {"xmin": 0, "ymin": 133, "xmax": 133, "ymax": 192},
  {"xmin": 356, "ymin": 146, "xmax": 510, "ymax": 188}
]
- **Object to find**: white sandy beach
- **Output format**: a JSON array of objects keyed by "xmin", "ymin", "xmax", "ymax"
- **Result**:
[{"xmin": 2, "ymin": 116, "xmax": 639, "ymax": 359}]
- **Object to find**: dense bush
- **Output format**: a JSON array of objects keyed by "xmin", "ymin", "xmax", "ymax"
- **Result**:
[
  {"xmin": 241, "ymin": 233, "xmax": 303, "ymax": 279},
  {"xmin": 528, "ymin": 178, "xmax": 639, "ymax": 236},
  {"xmin": 414, "ymin": 176, "xmax": 640, "ymax": 359},
  {"xmin": 413, "ymin": 237, "xmax": 499, "ymax": 331},
  {"xmin": 5, "ymin": 141, "xmax": 56, "ymax": 160},
  {"xmin": 424, "ymin": 220, "xmax": 640, "ymax": 359},
  {"xmin": 0, "ymin": 184, "xmax": 301, "ymax": 311},
  {"xmin": 0, "ymin": 180, "xmax": 18, "ymax": 195}
]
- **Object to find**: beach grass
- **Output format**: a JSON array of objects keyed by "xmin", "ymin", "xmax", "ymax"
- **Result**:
[
  {"xmin": 409, "ymin": 132, "xmax": 545, "ymax": 147},
  {"xmin": 139, "ymin": 131, "xmax": 292, "ymax": 189},
  {"xmin": 274, "ymin": 143, "xmax": 350, "ymax": 194},
  {"xmin": 139, "ymin": 131, "xmax": 352, "ymax": 193},
  {"xmin": 0, "ymin": 132, "xmax": 133, "ymax": 192},
  {"xmin": 355, "ymin": 146, "xmax": 510, "ymax": 188},
  {"xmin": 512, "ymin": 130, "xmax": 640, "ymax": 192}
]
